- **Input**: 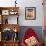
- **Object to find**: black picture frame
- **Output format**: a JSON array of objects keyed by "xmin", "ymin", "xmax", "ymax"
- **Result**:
[{"xmin": 25, "ymin": 7, "xmax": 36, "ymax": 20}]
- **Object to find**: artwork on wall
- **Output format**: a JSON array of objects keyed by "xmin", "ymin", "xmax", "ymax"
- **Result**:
[
  {"xmin": 25, "ymin": 7, "xmax": 36, "ymax": 20},
  {"xmin": 2, "ymin": 10, "xmax": 9, "ymax": 15}
]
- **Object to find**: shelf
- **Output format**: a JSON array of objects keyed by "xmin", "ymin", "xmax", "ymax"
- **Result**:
[
  {"xmin": 0, "ymin": 7, "xmax": 19, "ymax": 46},
  {"xmin": 0, "ymin": 7, "xmax": 19, "ymax": 15},
  {"xmin": 0, "ymin": 7, "xmax": 19, "ymax": 24},
  {"xmin": 0, "ymin": 24, "xmax": 20, "ymax": 32},
  {"xmin": 2, "ymin": 40, "xmax": 19, "ymax": 43}
]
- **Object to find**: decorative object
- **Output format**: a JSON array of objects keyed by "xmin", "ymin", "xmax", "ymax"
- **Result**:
[
  {"xmin": 2, "ymin": 10, "xmax": 9, "ymax": 15},
  {"xmin": 13, "ymin": 28, "xmax": 18, "ymax": 40},
  {"xmin": 2, "ymin": 16, "xmax": 8, "ymax": 24},
  {"xmin": 14, "ymin": 28, "xmax": 17, "ymax": 32},
  {"xmin": 9, "ymin": 10, "xmax": 18, "ymax": 15},
  {"xmin": 2, "ymin": 28, "xmax": 13, "ymax": 41},
  {"xmin": 25, "ymin": 7, "xmax": 36, "ymax": 20},
  {"xmin": 15, "ymin": 0, "xmax": 17, "ymax": 7},
  {"xmin": 13, "ymin": 32, "xmax": 18, "ymax": 41},
  {"xmin": 9, "ymin": 10, "xmax": 15, "ymax": 15}
]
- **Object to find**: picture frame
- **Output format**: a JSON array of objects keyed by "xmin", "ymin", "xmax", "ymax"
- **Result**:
[
  {"xmin": 9, "ymin": 10, "xmax": 18, "ymax": 15},
  {"xmin": 2, "ymin": 10, "xmax": 9, "ymax": 15},
  {"xmin": 25, "ymin": 7, "xmax": 36, "ymax": 20},
  {"xmin": 2, "ymin": 16, "xmax": 8, "ymax": 24}
]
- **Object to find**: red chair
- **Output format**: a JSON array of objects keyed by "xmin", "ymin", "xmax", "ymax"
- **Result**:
[{"xmin": 21, "ymin": 28, "xmax": 41, "ymax": 46}]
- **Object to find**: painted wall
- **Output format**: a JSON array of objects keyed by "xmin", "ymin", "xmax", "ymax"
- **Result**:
[
  {"xmin": 0, "ymin": 0, "xmax": 43, "ymax": 26},
  {"xmin": 18, "ymin": 0, "xmax": 43, "ymax": 26}
]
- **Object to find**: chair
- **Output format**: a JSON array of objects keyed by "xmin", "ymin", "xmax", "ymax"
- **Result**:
[{"xmin": 21, "ymin": 28, "xmax": 41, "ymax": 46}]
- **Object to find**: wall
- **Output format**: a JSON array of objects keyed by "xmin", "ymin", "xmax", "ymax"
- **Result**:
[
  {"xmin": 0, "ymin": 0, "xmax": 44, "ymax": 26},
  {"xmin": 18, "ymin": 0, "xmax": 43, "ymax": 26}
]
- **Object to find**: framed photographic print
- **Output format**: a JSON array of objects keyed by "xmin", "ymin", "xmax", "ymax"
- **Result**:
[
  {"xmin": 9, "ymin": 9, "xmax": 18, "ymax": 15},
  {"xmin": 2, "ymin": 10, "xmax": 9, "ymax": 15},
  {"xmin": 9, "ymin": 10, "xmax": 15, "ymax": 15},
  {"xmin": 25, "ymin": 7, "xmax": 36, "ymax": 20}
]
